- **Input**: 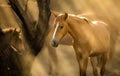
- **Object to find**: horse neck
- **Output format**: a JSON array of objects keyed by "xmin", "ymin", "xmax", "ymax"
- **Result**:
[{"xmin": 66, "ymin": 16, "xmax": 88, "ymax": 42}]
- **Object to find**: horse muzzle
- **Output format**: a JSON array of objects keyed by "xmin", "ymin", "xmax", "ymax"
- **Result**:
[{"xmin": 51, "ymin": 39, "xmax": 59, "ymax": 47}]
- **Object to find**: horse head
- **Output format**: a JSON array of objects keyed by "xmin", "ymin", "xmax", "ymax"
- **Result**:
[{"xmin": 51, "ymin": 13, "xmax": 69, "ymax": 47}]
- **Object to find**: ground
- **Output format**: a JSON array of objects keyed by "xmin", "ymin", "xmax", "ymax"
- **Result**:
[{"xmin": 31, "ymin": 39, "xmax": 120, "ymax": 76}]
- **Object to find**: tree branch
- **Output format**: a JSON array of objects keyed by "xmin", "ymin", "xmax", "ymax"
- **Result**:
[
  {"xmin": 31, "ymin": 0, "xmax": 51, "ymax": 55},
  {"xmin": 9, "ymin": 0, "xmax": 51, "ymax": 55},
  {"xmin": 9, "ymin": 0, "xmax": 36, "ymax": 39}
]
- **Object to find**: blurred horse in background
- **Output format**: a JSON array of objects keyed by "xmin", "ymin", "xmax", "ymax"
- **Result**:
[
  {"xmin": 0, "ymin": 27, "xmax": 24, "ymax": 54},
  {"xmin": 50, "ymin": 12, "xmax": 115, "ymax": 76}
]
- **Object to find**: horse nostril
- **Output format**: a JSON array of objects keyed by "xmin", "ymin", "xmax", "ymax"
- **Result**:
[{"xmin": 51, "ymin": 39, "xmax": 59, "ymax": 47}]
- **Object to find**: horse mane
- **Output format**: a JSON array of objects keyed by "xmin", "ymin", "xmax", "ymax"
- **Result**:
[
  {"xmin": 56, "ymin": 13, "xmax": 90, "ymax": 24},
  {"xmin": 79, "ymin": 17, "xmax": 90, "ymax": 24}
]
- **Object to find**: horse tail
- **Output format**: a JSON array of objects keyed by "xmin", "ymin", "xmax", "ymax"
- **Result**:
[
  {"xmin": 109, "ymin": 29, "xmax": 119, "ymax": 60},
  {"xmin": 109, "ymin": 40, "xmax": 116, "ymax": 60}
]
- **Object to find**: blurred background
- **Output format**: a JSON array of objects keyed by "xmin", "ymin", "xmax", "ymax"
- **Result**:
[{"xmin": 1, "ymin": 0, "xmax": 119, "ymax": 76}]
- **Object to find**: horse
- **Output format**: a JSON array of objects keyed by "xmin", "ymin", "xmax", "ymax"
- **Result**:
[
  {"xmin": 51, "ymin": 13, "xmax": 111, "ymax": 76},
  {"xmin": 0, "ymin": 27, "xmax": 24, "ymax": 54}
]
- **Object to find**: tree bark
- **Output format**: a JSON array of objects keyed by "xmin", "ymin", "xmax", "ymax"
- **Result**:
[{"xmin": 34, "ymin": 0, "xmax": 51, "ymax": 55}]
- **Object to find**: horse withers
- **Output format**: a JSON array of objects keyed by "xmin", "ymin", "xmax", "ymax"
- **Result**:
[{"xmin": 51, "ymin": 13, "xmax": 111, "ymax": 76}]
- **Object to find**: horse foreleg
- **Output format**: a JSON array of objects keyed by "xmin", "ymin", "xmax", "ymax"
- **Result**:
[
  {"xmin": 90, "ymin": 57, "xmax": 98, "ymax": 76},
  {"xmin": 74, "ymin": 48, "xmax": 81, "ymax": 76},
  {"xmin": 74, "ymin": 51, "xmax": 88, "ymax": 76},
  {"xmin": 80, "ymin": 56, "xmax": 88, "ymax": 76},
  {"xmin": 100, "ymin": 53, "xmax": 108, "ymax": 76},
  {"xmin": 73, "ymin": 44, "xmax": 88, "ymax": 76}
]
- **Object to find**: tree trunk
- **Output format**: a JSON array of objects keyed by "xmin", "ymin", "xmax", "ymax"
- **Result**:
[{"xmin": 0, "ymin": 0, "xmax": 51, "ymax": 76}]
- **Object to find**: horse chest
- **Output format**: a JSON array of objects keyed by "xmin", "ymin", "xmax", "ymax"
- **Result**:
[{"xmin": 74, "ymin": 40, "xmax": 91, "ymax": 52}]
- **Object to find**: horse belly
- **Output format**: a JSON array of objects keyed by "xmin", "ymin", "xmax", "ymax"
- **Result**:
[{"xmin": 90, "ymin": 40, "xmax": 108, "ymax": 57}]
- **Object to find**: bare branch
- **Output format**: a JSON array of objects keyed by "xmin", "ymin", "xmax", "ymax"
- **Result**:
[{"xmin": 9, "ymin": 0, "xmax": 36, "ymax": 39}]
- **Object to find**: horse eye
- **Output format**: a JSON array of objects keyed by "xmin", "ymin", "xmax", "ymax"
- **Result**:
[{"xmin": 60, "ymin": 26, "xmax": 64, "ymax": 29}]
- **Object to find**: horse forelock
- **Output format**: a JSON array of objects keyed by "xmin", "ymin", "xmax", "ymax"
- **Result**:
[{"xmin": 57, "ymin": 15, "xmax": 65, "ymax": 22}]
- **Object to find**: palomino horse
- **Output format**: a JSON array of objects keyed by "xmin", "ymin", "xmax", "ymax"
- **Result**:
[
  {"xmin": 51, "ymin": 13, "xmax": 111, "ymax": 76},
  {"xmin": 0, "ymin": 27, "xmax": 24, "ymax": 54}
]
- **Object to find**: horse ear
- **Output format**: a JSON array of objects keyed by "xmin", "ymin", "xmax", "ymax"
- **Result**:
[
  {"xmin": 52, "ymin": 12, "xmax": 58, "ymax": 18},
  {"xmin": 64, "ymin": 13, "xmax": 68, "ymax": 20},
  {"xmin": 51, "ymin": 10, "xmax": 60, "ymax": 17}
]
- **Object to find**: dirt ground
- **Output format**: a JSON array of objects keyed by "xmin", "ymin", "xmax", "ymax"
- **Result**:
[{"xmin": 31, "ymin": 37, "xmax": 120, "ymax": 76}]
